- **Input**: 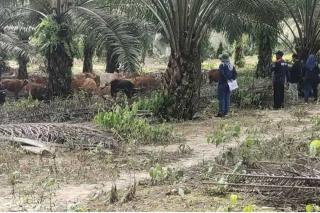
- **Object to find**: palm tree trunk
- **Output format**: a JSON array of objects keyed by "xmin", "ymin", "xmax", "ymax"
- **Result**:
[
  {"xmin": 46, "ymin": 15, "xmax": 73, "ymax": 97},
  {"xmin": 256, "ymin": 31, "xmax": 273, "ymax": 78},
  {"xmin": 47, "ymin": 44, "xmax": 73, "ymax": 97},
  {"xmin": 83, "ymin": 44, "xmax": 94, "ymax": 73},
  {"xmin": 0, "ymin": 56, "xmax": 5, "ymax": 80},
  {"xmin": 234, "ymin": 37, "xmax": 245, "ymax": 68},
  {"xmin": 106, "ymin": 47, "xmax": 118, "ymax": 73},
  {"xmin": 162, "ymin": 53, "xmax": 202, "ymax": 120},
  {"xmin": 141, "ymin": 48, "xmax": 147, "ymax": 64},
  {"xmin": 82, "ymin": 37, "xmax": 94, "ymax": 73},
  {"xmin": 17, "ymin": 55, "xmax": 29, "ymax": 79}
]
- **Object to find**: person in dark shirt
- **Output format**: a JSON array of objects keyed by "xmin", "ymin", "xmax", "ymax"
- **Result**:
[
  {"xmin": 288, "ymin": 54, "xmax": 302, "ymax": 104},
  {"xmin": 271, "ymin": 51, "xmax": 288, "ymax": 109},
  {"xmin": 303, "ymin": 54, "xmax": 320, "ymax": 103},
  {"xmin": 215, "ymin": 53, "xmax": 237, "ymax": 118}
]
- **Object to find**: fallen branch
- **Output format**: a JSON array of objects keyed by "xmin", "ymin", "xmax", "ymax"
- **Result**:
[
  {"xmin": 0, "ymin": 123, "xmax": 118, "ymax": 150},
  {"xmin": 217, "ymin": 173, "xmax": 320, "ymax": 181},
  {"xmin": 0, "ymin": 136, "xmax": 46, "ymax": 148},
  {"xmin": 202, "ymin": 181, "xmax": 320, "ymax": 191},
  {"xmin": 0, "ymin": 136, "xmax": 53, "ymax": 155},
  {"xmin": 21, "ymin": 146, "xmax": 53, "ymax": 156}
]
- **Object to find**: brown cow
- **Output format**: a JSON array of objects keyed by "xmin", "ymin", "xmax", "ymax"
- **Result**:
[
  {"xmin": 74, "ymin": 73, "xmax": 100, "ymax": 86},
  {"xmin": 132, "ymin": 76, "xmax": 161, "ymax": 90},
  {"xmin": 208, "ymin": 69, "xmax": 220, "ymax": 84},
  {"xmin": 71, "ymin": 77, "xmax": 86, "ymax": 91},
  {"xmin": 22, "ymin": 82, "xmax": 49, "ymax": 101},
  {"xmin": 29, "ymin": 75, "xmax": 48, "ymax": 85},
  {"xmin": 78, "ymin": 78, "xmax": 97, "ymax": 95},
  {"xmin": 0, "ymin": 79, "xmax": 29, "ymax": 99}
]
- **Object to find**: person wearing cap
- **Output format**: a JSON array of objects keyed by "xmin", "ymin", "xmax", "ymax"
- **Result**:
[
  {"xmin": 288, "ymin": 53, "xmax": 302, "ymax": 104},
  {"xmin": 271, "ymin": 51, "xmax": 288, "ymax": 109},
  {"xmin": 303, "ymin": 54, "xmax": 320, "ymax": 103},
  {"xmin": 215, "ymin": 53, "xmax": 237, "ymax": 117}
]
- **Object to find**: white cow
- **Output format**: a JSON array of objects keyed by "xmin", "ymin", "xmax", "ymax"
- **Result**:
[{"xmin": 99, "ymin": 73, "xmax": 124, "ymax": 87}]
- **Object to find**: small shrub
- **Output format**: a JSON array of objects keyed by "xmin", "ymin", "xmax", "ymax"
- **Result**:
[
  {"xmin": 67, "ymin": 204, "xmax": 90, "ymax": 212},
  {"xmin": 306, "ymin": 204, "xmax": 320, "ymax": 212},
  {"xmin": 242, "ymin": 205, "xmax": 254, "ymax": 212},
  {"xmin": 95, "ymin": 103, "xmax": 175, "ymax": 144},
  {"xmin": 239, "ymin": 136, "xmax": 259, "ymax": 165},
  {"xmin": 309, "ymin": 140, "xmax": 320, "ymax": 157},
  {"xmin": 232, "ymin": 73, "xmax": 272, "ymax": 109},
  {"xmin": 230, "ymin": 194, "xmax": 238, "ymax": 205},
  {"xmin": 207, "ymin": 123, "xmax": 241, "ymax": 146},
  {"xmin": 135, "ymin": 92, "xmax": 173, "ymax": 120},
  {"xmin": 149, "ymin": 164, "xmax": 168, "ymax": 185}
]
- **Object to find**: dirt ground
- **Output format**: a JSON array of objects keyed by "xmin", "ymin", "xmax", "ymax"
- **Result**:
[{"xmin": 0, "ymin": 102, "xmax": 319, "ymax": 211}]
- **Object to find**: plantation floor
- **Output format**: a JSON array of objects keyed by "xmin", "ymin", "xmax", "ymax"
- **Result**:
[{"xmin": 0, "ymin": 103, "xmax": 318, "ymax": 211}]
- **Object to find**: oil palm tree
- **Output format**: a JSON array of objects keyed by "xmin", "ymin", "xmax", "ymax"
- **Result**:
[
  {"xmin": 255, "ymin": 26, "xmax": 278, "ymax": 78},
  {"xmin": 20, "ymin": 0, "xmax": 141, "ymax": 96},
  {"xmin": 277, "ymin": 0, "xmax": 320, "ymax": 61},
  {"xmin": 93, "ymin": 0, "xmax": 156, "ymax": 73},
  {"xmin": 82, "ymin": 34, "xmax": 95, "ymax": 73},
  {"xmin": 142, "ymin": 0, "xmax": 278, "ymax": 120},
  {"xmin": 0, "ymin": 5, "xmax": 30, "ymax": 78}
]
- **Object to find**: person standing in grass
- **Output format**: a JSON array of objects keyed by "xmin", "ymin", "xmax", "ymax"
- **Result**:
[
  {"xmin": 215, "ymin": 53, "xmax": 236, "ymax": 118},
  {"xmin": 288, "ymin": 54, "xmax": 302, "ymax": 104},
  {"xmin": 303, "ymin": 54, "xmax": 320, "ymax": 103},
  {"xmin": 271, "ymin": 51, "xmax": 288, "ymax": 109}
]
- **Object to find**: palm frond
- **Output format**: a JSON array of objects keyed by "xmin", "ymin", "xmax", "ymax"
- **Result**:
[
  {"xmin": 0, "ymin": 32, "xmax": 30, "ymax": 57},
  {"xmin": 71, "ymin": 4, "xmax": 141, "ymax": 72}
]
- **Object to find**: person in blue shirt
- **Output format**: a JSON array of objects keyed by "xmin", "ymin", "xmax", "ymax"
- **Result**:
[
  {"xmin": 303, "ymin": 54, "xmax": 320, "ymax": 103},
  {"xmin": 271, "ymin": 51, "xmax": 288, "ymax": 109},
  {"xmin": 215, "ymin": 53, "xmax": 237, "ymax": 118}
]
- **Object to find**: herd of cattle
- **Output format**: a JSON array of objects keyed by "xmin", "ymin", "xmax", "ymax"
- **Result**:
[{"xmin": 0, "ymin": 68, "xmax": 220, "ymax": 104}]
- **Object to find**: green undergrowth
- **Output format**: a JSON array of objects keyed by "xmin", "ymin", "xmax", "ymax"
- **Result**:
[
  {"xmin": 95, "ymin": 103, "xmax": 176, "ymax": 145},
  {"xmin": 135, "ymin": 92, "xmax": 170, "ymax": 119},
  {"xmin": 232, "ymin": 71, "xmax": 272, "ymax": 109}
]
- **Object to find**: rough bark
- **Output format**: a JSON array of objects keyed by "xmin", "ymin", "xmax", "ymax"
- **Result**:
[
  {"xmin": 106, "ymin": 47, "xmax": 118, "ymax": 73},
  {"xmin": 17, "ymin": 55, "xmax": 29, "ymax": 79},
  {"xmin": 0, "ymin": 56, "xmax": 5, "ymax": 81},
  {"xmin": 256, "ymin": 31, "xmax": 273, "ymax": 78},
  {"xmin": 47, "ymin": 44, "xmax": 73, "ymax": 97},
  {"xmin": 141, "ymin": 48, "xmax": 147, "ymax": 65},
  {"xmin": 82, "ymin": 38, "xmax": 94, "ymax": 73},
  {"xmin": 234, "ymin": 37, "xmax": 245, "ymax": 68},
  {"xmin": 162, "ymin": 53, "xmax": 202, "ymax": 120}
]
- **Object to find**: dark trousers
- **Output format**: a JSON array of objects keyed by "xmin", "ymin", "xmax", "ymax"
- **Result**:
[
  {"xmin": 298, "ymin": 79, "xmax": 304, "ymax": 97},
  {"xmin": 218, "ymin": 84, "xmax": 230, "ymax": 115},
  {"xmin": 273, "ymin": 82, "xmax": 284, "ymax": 109},
  {"xmin": 304, "ymin": 80, "xmax": 318, "ymax": 102}
]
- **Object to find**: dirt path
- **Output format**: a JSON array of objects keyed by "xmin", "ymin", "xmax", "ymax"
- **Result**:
[{"xmin": 53, "ymin": 119, "xmax": 241, "ymax": 210}]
